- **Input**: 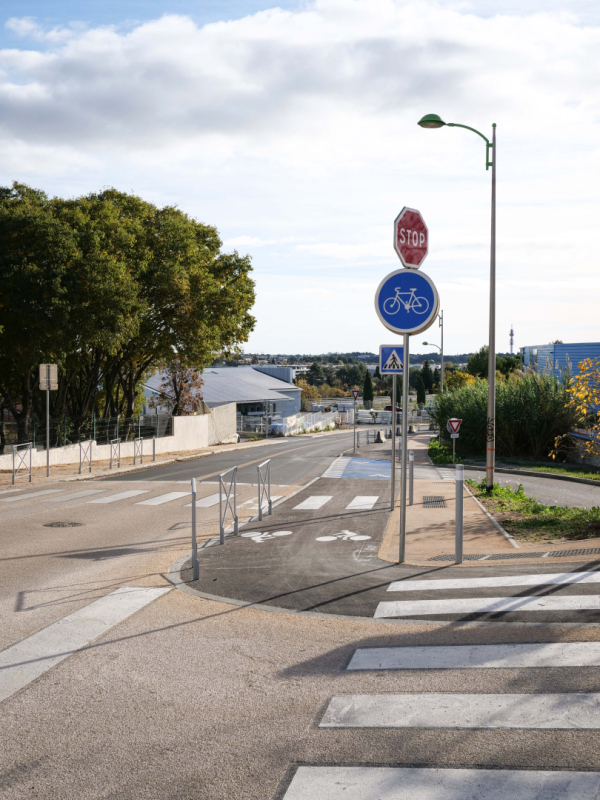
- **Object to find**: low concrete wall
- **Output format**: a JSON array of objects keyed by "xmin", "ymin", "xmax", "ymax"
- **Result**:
[{"xmin": 0, "ymin": 404, "xmax": 238, "ymax": 471}]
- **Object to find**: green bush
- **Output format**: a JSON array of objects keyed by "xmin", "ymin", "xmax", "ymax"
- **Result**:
[{"xmin": 431, "ymin": 372, "xmax": 576, "ymax": 460}]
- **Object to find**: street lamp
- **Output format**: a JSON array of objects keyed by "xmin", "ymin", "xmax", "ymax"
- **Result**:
[{"xmin": 418, "ymin": 113, "xmax": 496, "ymax": 491}]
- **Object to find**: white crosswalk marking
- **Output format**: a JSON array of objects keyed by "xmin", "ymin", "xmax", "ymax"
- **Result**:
[
  {"xmin": 88, "ymin": 490, "xmax": 149, "ymax": 504},
  {"xmin": 135, "ymin": 491, "xmax": 190, "ymax": 506},
  {"xmin": 320, "ymin": 692, "xmax": 600, "ymax": 729},
  {"xmin": 185, "ymin": 493, "xmax": 220, "ymax": 508},
  {"xmin": 322, "ymin": 457, "xmax": 350, "ymax": 478},
  {"xmin": 293, "ymin": 496, "xmax": 332, "ymax": 510},
  {"xmin": 375, "ymin": 596, "xmax": 600, "ymax": 617},
  {"xmin": 239, "ymin": 496, "xmax": 283, "ymax": 509},
  {"xmin": 0, "ymin": 489, "xmax": 62, "ymax": 503},
  {"xmin": 345, "ymin": 495, "xmax": 378, "ymax": 510},
  {"xmin": 387, "ymin": 571, "xmax": 600, "ymax": 592},
  {"xmin": 0, "ymin": 587, "xmax": 170, "ymax": 704},
  {"xmin": 347, "ymin": 642, "xmax": 600, "ymax": 670},
  {"xmin": 43, "ymin": 489, "xmax": 107, "ymax": 502},
  {"xmin": 282, "ymin": 767, "xmax": 600, "ymax": 799}
]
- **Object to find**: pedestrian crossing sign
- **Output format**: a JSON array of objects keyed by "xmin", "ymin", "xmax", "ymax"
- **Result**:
[{"xmin": 379, "ymin": 345, "xmax": 404, "ymax": 374}]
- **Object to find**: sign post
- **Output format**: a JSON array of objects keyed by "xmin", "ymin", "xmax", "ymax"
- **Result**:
[
  {"xmin": 352, "ymin": 389, "xmax": 359, "ymax": 452},
  {"xmin": 380, "ymin": 345, "xmax": 404, "ymax": 511},
  {"xmin": 39, "ymin": 364, "xmax": 58, "ymax": 477},
  {"xmin": 375, "ymin": 218, "xmax": 439, "ymax": 563},
  {"xmin": 447, "ymin": 418, "xmax": 462, "ymax": 465}
]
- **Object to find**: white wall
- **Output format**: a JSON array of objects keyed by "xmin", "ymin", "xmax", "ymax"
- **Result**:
[{"xmin": 0, "ymin": 404, "xmax": 238, "ymax": 471}]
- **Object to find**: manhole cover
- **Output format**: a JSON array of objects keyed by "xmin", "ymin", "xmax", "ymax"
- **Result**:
[{"xmin": 44, "ymin": 522, "xmax": 83, "ymax": 528}]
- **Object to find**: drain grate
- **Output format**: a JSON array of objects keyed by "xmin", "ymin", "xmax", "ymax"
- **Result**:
[
  {"xmin": 433, "ymin": 481, "xmax": 453, "ymax": 484},
  {"xmin": 424, "ymin": 496, "xmax": 446, "ymax": 509},
  {"xmin": 430, "ymin": 547, "xmax": 600, "ymax": 562},
  {"xmin": 44, "ymin": 522, "xmax": 83, "ymax": 528}
]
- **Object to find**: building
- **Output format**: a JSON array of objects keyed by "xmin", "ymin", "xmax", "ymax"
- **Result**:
[
  {"xmin": 521, "ymin": 342, "xmax": 600, "ymax": 377},
  {"xmin": 252, "ymin": 364, "xmax": 309, "ymax": 383},
  {"xmin": 144, "ymin": 366, "xmax": 302, "ymax": 419}
]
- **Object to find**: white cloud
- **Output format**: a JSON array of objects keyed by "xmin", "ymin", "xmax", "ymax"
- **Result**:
[{"xmin": 1, "ymin": 1, "xmax": 600, "ymax": 354}]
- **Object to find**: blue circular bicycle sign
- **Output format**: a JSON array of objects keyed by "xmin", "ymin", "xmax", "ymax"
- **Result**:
[{"xmin": 374, "ymin": 268, "xmax": 439, "ymax": 335}]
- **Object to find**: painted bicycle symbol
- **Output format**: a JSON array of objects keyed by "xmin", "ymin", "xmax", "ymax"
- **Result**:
[
  {"xmin": 383, "ymin": 287, "xmax": 429, "ymax": 316},
  {"xmin": 316, "ymin": 530, "xmax": 372, "ymax": 542},
  {"xmin": 240, "ymin": 530, "xmax": 293, "ymax": 544}
]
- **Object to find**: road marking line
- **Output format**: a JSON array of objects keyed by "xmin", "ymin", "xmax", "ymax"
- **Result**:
[
  {"xmin": 345, "ymin": 495, "xmax": 379, "ymax": 510},
  {"xmin": 238, "ymin": 496, "xmax": 283, "ymax": 508},
  {"xmin": 293, "ymin": 495, "xmax": 333, "ymax": 510},
  {"xmin": 281, "ymin": 767, "xmax": 600, "ymax": 799},
  {"xmin": 43, "ymin": 489, "xmax": 107, "ymax": 502},
  {"xmin": 347, "ymin": 642, "xmax": 600, "ymax": 670},
  {"xmin": 88, "ymin": 490, "xmax": 149, "ymax": 504},
  {"xmin": 375, "ymin": 596, "xmax": 600, "ymax": 617},
  {"xmin": 0, "ymin": 586, "xmax": 171, "ymax": 704},
  {"xmin": 135, "ymin": 491, "xmax": 190, "ymax": 506},
  {"xmin": 387, "ymin": 571, "xmax": 600, "ymax": 592},
  {"xmin": 185, "ymin": 493, "xmax": 220, "ymax": 508},
  {"xmin": 0, "ymin": 489, "xmax": 62, "ymax": 503},
  {"xmin": 320, "ymin": 693, "xmax": 600, "ymax": 729}
]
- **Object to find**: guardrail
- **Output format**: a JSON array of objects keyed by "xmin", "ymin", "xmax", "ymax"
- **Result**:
[
  {"xmin": 79, "ymin": 440, "xmax": 93, "ymax": 474},
  {"xmin": 12, "ymin": 442, "xmax": 32, "ymax": 484},
  {"xmin": 257, "ymin": 459, "xmax": 272, "ymax": 521},
  {"xmin": 219, "ymin": 466, "xmax": 239, "ymax": 544},
  {"xmin": 110, "ymin": 438, "xmax": 121, "ymax": 469}
]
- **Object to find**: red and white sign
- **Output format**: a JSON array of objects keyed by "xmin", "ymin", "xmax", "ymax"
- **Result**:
[
  {"xmin": 352, "ymin": 389, "xmax": 360, "ymax": 401},
  {"xmin": 394, "ymin": 207, "xmax": 428, "ymax": 269},
  {"xmin": 448, "ymin": 418, "xmax": 462, "ymax": 434}
]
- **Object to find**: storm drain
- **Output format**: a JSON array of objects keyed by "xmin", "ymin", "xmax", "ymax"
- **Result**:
[
  {"xmin": 44, "ymin": 522, "xmax": 83, "ymax": 528},
  {"xmin": 423, "ymin": 496, "xmax": 446, "ymax": 509},
  {"xmin": 430, "ymin": 547, "xmax": 600, "ymax": 562}
]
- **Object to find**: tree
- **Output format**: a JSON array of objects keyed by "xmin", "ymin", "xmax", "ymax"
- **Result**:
[
  {"xmin": 553, "ymin": 357, "xmax": 600, "ymax": 459},
  {"xmin": 307, "ymin": 361, "xmax": 325, "ymax": 386},
  {"xmin": 416, "ymin": 375, "xmax": 426, "ymax": 406},
  {"xmin": 445, "ymin": 370, "xmax": 476, "ymax": 391},
  {"xmin": 496, "ymin": 354, "xmax": 520, "ymax": 376},
  {"xmin": 149, "ymin": 361, "xmax": 204, "ymax": 415},
  {"xmin": 296, "ymin": 379, "xmax": 320, "ymax": 411},
  {"xmin": 374, "ymin": 365, "xmax": 381, "ymax": 379},
  {"xmin": 467, "ymin": 346, "xmax": 490, "ymax": 378},
  {"xmin": 363, "ymin": 371, "xmax": 374, "ymax": 406},
  {"xmin": 421, "ymin": 360, "xmax": 434, "ymax": 393}
]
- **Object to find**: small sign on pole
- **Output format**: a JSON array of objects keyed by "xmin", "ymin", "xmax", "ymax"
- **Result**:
[
  {"xmin": 379, "ymin": 345, "xmax": 404, "ymax": 374},
  {"xmin": 352, "ymin": 389, "xmax": 360, "ymax": 401},
  {"xmin": 39, "ymin": 364, "xmax": 58, "ymax": 477},
  {"xmin": 447, "ymin": 418, "xmax": 462, "ymax": 464},
  {"xmin": 352, "ymin": 389, "xmax": 359, "ymax": 452}
]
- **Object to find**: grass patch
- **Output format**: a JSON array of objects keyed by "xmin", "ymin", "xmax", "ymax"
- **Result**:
[
  {"xmin": 496, "ymin": 460, "xmax": 600, "ymax": 482},
  {"xmin": 428, "ymin": 438, "xmax": 463, "ymax": 465},
  {"xmin": 467, "ymin": 478, "xmax": 600, "ymax": 543}
]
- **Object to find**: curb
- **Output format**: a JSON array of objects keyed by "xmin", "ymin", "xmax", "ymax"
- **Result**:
[
  {"xmin": 435, "ymin": 463, "xmax": 600, "ymax": 488},
  {"xmin": 463, "ymin": 483, "xmax": 520, "ymax": 549}
]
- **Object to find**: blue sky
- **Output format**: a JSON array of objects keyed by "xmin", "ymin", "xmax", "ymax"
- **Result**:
[{"xmin": 1, "ymin": 0, "xmax": 599, "ymax": 356}]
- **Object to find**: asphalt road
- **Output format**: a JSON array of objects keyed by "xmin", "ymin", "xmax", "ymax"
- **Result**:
[
  {"xmin": 102, "ymin": 430, "xmax": 357, "ymax": 486},
  {"xmin": 466, "ymin": 467, "xmax": 600, "ymax": 509}
]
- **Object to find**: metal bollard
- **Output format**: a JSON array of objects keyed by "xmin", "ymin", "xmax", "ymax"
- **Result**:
[
  {"xmin": 455, "ymin": 464, "xmax": 464, "ymax": 564},
  {"xmin": 191, "ymin": 477, "xmax": 199, "ymax": 581},
  {"xmin": 152, "ymin": 435, "xmax": 156, "ymax": 462},
  {"xmin": 409, "ymin": 450, "xmax": 414, "ymax": 506}
]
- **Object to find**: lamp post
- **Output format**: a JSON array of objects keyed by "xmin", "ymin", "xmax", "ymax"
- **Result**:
[
  {"xmin": 422, "ymin": 341, "xmax": 442, "ymax": 391},
  {"xmin": 423, "ymin": 311, "xmax": 444, "ymax": 392},
  {"xmin": 418, "ymin": 113, "xmax": 496, "ymax": 491}
]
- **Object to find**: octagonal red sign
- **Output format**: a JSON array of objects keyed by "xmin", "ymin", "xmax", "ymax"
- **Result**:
[{"xmin": 394, "ymin": 207, "xmax": 428, "ymax": 269}]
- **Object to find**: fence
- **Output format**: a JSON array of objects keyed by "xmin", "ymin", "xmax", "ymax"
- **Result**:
[
  {"xmin": 0, "ymin": 413, "xmax": 173, "ymax": 455},
  {"xmin": 237, "ymin": 410, "xmax": 342, "ymax": 437}
]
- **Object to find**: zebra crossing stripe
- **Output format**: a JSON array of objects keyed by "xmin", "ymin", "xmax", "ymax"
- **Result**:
[
  {"xmin": 387, "ymin": 571, "xmax": 600, "ymax": 592},
  {"xmin": 375, "ymin": 596, "xmax": 600, "ymax": 617},
  {"xmin": 293, "ymin": 496, "xmax": 332, "ymax": 510},
  {"xmin": 322, "ymin": 457, "xmax": 350, "ymax": 478},
  {"xmin": 185, "ymin": 493, "xmax": 220, "ymax": 508},
  {"xmin": 88, "ymin": 490, "xmax": 149, "ymax": 504},
  {"xmin": 135, "ymin": 491, "xmax": 190, "ymax": 506},
  {"xmin": 281, "ymin": 766, "xmax": 600, "ymax": 799},
  {"xmin": 347, "ymin": 642, "xmax": 600, "ymax": 670},
  {"xmin": 320, "ymin": 692, "xmax": 600, "ymax": 729},
  {"xmin": 0, "ymin": 489, "xmax": 62, "ymax": 503},
  {"xmin": 43, "ymin": 489, "xmax": 107, "ymax": 502},
  {"xmin": 345, "ymin": 496, "xmax": 379, "ymax": 510}
]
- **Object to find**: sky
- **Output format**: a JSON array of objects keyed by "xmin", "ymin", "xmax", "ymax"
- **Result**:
[{"xmin": 1, "ymin": 0, "xmax": 599, "ymax": 357}]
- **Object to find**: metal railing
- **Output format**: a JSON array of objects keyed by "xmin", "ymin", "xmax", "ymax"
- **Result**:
[
  {"xmin": 257, "ymin": 459, "xmax": 272, "ymax": 521},
  {"xmin": 110, "ymin": 438, "xmax": 121, "ymax": 469},
  {"xmin": 12, "ymin": 442, "xmax": 32, "ymax": 484},
  {"xmin": 134, "ymin": 437, "xmax": 143, "ymax": 465},
  {"xmin": 79, "ymin": 440, "xmax": 93, "ymax": 474},
  {"xmin": 219, "ymin": 466, "xmax": 238, "ymax": 544},
  {"xmin": 190, "ymin": 478, "xmax": 200, "ymax": 581}
]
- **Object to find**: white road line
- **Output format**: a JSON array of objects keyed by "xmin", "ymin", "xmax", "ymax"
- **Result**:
[
  {"xmin": 0, "ymin": 488, "xmax": 28, "ymax": 496},
  {"xmin": 387, "ymin": 571, "xmax": 600, "ymax": 592},
  {"xmin": 322, "ymin": 457, "xmax": 350, "ymax": 478},
  {"xmin": 88, "ymin": 490, "xmax": 149, "ymax": 504},
  {"xmin": 43, "ymin": 489, "xmax": 107, "ymax": 502},
  {"xmin": 320, "ymin": 693, "xmax": 600, "ymax": 729},
  {"xmin": 135, "ymin": 491, "xmax": 190, "ymax": 506},
  {"xmin": 375, "ymin": 596, "xmax": 600, "ymax": 617},
  {"xmin": 282, "ymin": 767, "xmax": 600, "ymax": 799},
  {"xmin": 293, "ymin": 495, "xmax": 333, "ymax": 510},
  {"xmin": 0, "ymin": 586, "xmax": 171, "ymax": 704},
  {"xmin": 238, "ymin": 496, "xmax": 283, "ymax": 508},
  {"xmin": 347, "ymin": 642, "xmax": 600, "ymax": 670},
  {"xmin": 0, "ymin": 489, "xmax": 63, "ymax": 503},
  {"xmin": 185, "ymin": 493, "xmax": 220, "ymax": 508},
  {"xmin": 345, "ymin": 495, "xmax": 379, "ymax": 510}
]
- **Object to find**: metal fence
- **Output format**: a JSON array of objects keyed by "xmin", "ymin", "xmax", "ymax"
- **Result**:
[{"xmin": 0, "ymin": 414, "xmax": 173, "ymax": 455}]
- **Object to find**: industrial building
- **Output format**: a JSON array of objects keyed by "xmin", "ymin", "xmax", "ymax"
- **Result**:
[{"xmin": 521, "ymin": 342, "xmax": 600, "ymax": 376}]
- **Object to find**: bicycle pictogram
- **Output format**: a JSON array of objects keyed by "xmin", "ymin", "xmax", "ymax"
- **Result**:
[
  {"xmin": 240, "ymin": 530, "xmax": 293, "ymax": 544},
  {"xmin": 383, "ymin": 287, "xmax": 429, "ymax": 316},
  {"xmin": 315, "ymin": 530, "xmax": 372, "ymax": 542}
]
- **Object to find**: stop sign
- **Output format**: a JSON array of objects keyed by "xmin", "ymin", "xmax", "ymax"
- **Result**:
[{"xmin": 394, "ymin": 207, "xmax": 428, "ymax": 269}]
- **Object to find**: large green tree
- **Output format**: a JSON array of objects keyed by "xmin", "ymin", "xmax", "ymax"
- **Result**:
[{"xmin": 0, "ymin": 183, "xmax": 255, "ymax": 432}]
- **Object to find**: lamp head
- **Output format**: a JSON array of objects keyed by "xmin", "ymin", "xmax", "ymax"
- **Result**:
[
  {"xmin": 422, "ymin": 341, "xmax": 429, "ymax": 345},
  {"xmin": 418, "ymin": 114, "xmax": 446, "ymax": 129}
]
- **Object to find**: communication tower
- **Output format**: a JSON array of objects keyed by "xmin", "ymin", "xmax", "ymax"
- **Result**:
[{"xmin": 510, "ymin": 324, "xmax": 514, "ymax": 355}]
